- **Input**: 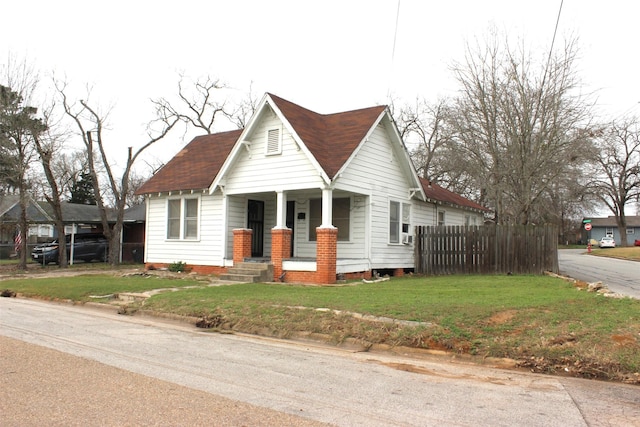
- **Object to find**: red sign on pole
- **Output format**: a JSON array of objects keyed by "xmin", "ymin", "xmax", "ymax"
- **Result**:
[{"xmin": 584, "ymin": 223, "xmax": 592, "ymax": 231}]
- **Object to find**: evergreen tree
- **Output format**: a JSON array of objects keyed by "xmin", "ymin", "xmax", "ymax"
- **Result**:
[{"xmin": 69, "ymin": 171, "xmax": 97, "ymax": 205}]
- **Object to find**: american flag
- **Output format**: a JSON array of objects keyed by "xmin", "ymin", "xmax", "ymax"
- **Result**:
[{"xmin": 14, "ymin": 229, "xmax": 23, "ymax": 254}]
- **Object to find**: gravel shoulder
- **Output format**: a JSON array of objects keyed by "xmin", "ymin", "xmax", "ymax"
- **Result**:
[{"xmin": 0, "ymin": 335, "xmax": 329, "ymax": 427}]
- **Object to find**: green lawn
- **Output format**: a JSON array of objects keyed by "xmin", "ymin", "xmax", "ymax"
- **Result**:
[
  {"xmin": 0, "ymin": 274, "xmax": 203, "ymax": 301},
  {"xmin": 2, "ymin": 273, "xmax": 639, "ymax": 383}
]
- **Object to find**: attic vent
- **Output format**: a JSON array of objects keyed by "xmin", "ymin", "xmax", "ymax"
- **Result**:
[{"xmin": 266, "ymin": 128, "xmax": 281, "ymax": 155}]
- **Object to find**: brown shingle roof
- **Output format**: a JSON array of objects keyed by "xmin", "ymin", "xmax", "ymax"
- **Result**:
[
  {"xmin": 136, "ymin": 129, "xmax": 241, "ymax": 194},
  {"xmin": 137, "ymin": 95, "xmax": 387, "ymax": 194},
  {"xmin": 268, "ymin": 93, "xmax": 386, "ymax": 178},
  {"xmin": 420, "ymin": 178, "xmax": 488, "ymax": 212},
  {"xmin": 136, "ymin": 95, "xmax": 489, "ymax": 214}
]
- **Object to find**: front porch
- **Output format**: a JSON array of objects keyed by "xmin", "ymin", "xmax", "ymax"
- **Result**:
[
  {"xmin": 226, "ymin": 187, "xmax": 373, "ymax": 284},
  {"xmin": 232, "ymin": 228, "xmax": 374, "ymax": 284}
]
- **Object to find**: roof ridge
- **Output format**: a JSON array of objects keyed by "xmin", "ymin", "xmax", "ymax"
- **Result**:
[{"xmin": 267, "ymin": 92, "xmax": 386, "ymax": 117}]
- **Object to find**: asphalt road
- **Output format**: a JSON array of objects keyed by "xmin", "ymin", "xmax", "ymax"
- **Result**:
[
  {"xmin": 558, "ymin": 249, "xmax": 640, "ymax": 298},
  {"xmin": 2, "ymin": 298, "xmax": 639, "ymax": 426}
]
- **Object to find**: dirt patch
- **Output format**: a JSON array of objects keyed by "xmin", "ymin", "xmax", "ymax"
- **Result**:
[
  {"xmin": 611, "ymin": 333, "xmax": 638, "ymax": 347},
  {"xmin": 486, "ymin": 310, "xmax": 517, "ymax": 325}
]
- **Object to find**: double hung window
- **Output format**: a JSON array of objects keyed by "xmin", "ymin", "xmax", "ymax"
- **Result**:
[
  {"xmin": 389, "ymin": 201, "xmax": 411, "ymax": 244},
  {"xmin": 167, "ymin": 198, "xmax": 199, "ymax": 240}
]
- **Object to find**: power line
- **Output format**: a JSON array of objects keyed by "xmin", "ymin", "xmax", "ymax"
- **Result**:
[
  {"xmin": 541, "ymin": 0, "xmax": 564, "ymax": 91},
  {"xmin": 387, "ymin": 0, "xmax": 401, "ymax": 103}
]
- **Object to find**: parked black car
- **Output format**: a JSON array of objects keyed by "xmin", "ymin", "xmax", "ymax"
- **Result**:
[{"xmin": 31, "ymin": 233, "xmax": 108, "ymax": 264}]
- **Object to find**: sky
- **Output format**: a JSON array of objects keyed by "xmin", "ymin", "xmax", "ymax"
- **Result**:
[{"xmin": 2, "ymin": 0, "xmax": 639, "ymax": 173}]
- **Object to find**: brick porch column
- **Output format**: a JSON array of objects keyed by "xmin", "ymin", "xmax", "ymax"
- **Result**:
[
  {"xmin": 316, "ymin": 227, "xmax": 338, "ymax": 284},
  {"xmin": 233, "ymin": 228, "xmax": 253, "ymax": 265},
  {"xmin": 271, "ymin": 228, "xmax": 292, "ymax": 282}
]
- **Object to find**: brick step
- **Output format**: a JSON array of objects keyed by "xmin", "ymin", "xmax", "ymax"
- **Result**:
[
  {"xmin": 221, "ymin": 262, "xmax": 273, "ymax": 283},
  {"xmin": 227, "ymin": 268, "xmax": 271, "ymax": 276},
  {"xmin": 234, "ymin": 262, "xmax": 273, "ymax": 271},
  {"xmin": 219, "ymin": 273, "xmax": 265, "ymax": 283}
]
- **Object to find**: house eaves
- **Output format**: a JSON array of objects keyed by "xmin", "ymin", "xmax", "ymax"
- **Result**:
[
  {"xmin": 210, "ymin": 93, "xmax": 333, "ymax": 193},
  {"xmin": 137, "ymin": 130, "xmax": 241, "ymax": 196},
  {"xmin": 589, "ymin": 216, "xmax": 640, "ymax": 227},
  {"xmin": 267, "ymin": 93, "xmax": 389, "ymax": 182},
  {"xmin": 420, "ymin": 178, "xmax": 488, "ymax": 213}
]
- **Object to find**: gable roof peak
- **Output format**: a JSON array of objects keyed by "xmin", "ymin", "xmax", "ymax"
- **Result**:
[
  {"xmin": 266, "ymin": 92, "xmax": 387, "ymax": 117},
  {"xmin": 265, "ymin": 93, "xmax": 388, "ymax": 178}
]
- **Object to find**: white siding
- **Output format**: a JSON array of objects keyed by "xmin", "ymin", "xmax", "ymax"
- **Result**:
[
  {"xmin": 226, "ymin": 195, "xmax": 246, "ymax": 258},
  {"xmin": 145, "ymin": 192, "xmax": 226, "ymax": 266},
  {"xmin": 224, "ymin": 114, "xmax": 325, "ymax": 195},
  {"xmin": 143, "ymin": 109, "xmax": 484, "ymax": 272},
  {"xmin": 336, "ymin": 124, "xmax": 416, "ymax": 268},
  {"xmin": 287, "ymin": 191, "xmax": 367, "ymax": 259},
  {"xmin": 413, "ymin": 200, "xmax": 436, "ymax": 227}
]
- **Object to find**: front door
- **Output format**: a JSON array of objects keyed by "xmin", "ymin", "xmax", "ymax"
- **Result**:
[
  {"xmin": 286, "ymin": 200, "xmax": 295, "ymax": 257},
  {"xmin": 247, "ymin": 200, "xmax": 264, "ymax": 257}
]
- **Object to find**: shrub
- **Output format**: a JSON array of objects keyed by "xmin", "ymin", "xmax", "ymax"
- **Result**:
[{"xmin": 168, "ymin": 261, "xmax": 187, "ymax": 273}]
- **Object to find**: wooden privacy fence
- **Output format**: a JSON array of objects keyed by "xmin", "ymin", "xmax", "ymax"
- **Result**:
[{"xmin": 414, "ymin": 225, "xmax": 559, "ymax": 275}]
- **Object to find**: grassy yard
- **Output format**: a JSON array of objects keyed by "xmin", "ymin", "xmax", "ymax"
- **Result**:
[
  {"xmin": 0, "ymin": 273, "xmax": 203, "ymax": 301},
  {"xmin": 589, "ymin": 246, "xmax": 640, "ymax": 261},
  {"xmin": 2, "ymin": 272, "xmax": 638, "ymax": 384}
]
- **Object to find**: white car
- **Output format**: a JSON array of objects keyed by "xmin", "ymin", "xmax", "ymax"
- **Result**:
[{"xmin": 599, "ymin": 236, "xmax": 616, "ymax": 248}]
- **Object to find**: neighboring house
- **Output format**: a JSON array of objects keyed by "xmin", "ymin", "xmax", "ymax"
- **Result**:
[
  {"xmin": 122, "ymin": 203, "xmax": 146, "ymax": 263},
  {"xmin": 583, "ymin": 215, "xmax": 640, "ymax": 245},
  {"xmin": 0, "ymin": 195, "xmax": 53, "ymax": 247},
  {"xmin": 0, "ymin": 194, "xmax": 145, "ymax": 262},
  {"xmin": 136, "ymin": 93, "xmax": 487, "ymax": 284}
]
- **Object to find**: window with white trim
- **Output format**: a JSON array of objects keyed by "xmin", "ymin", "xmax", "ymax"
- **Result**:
[
  {"xmin": 167, "ymin": 197, "xmax": 199, "ymax": 240},
  {"xmin": 626, "ymin": 228, "xmax": 634, "ymax": 235},
  {"xmin": 266, "ymin": 127, "xmax": 282, "ymax": 155},
  {"xmin": 465, "ymin": 215, "xmax": 478, "ymax": 226},
  {"xmin": 308, "ymin": 198, "xmax": 350, "ymax": 241},
  {"xmin": 438, "ymin": 210, "xmax": 446, "ymax": 226},
  {"xmin": 389, "ymin": 201, "xmax": 411, "ymax": 244}
]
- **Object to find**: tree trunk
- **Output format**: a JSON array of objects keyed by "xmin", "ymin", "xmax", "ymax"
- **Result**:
[{"xmin": 17, "ymin": 193, "xmax": 28, "ymax": 270}]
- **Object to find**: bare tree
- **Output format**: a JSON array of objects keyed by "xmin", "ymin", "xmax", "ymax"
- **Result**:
[
  {"xmin": 35, "ymin": 150, "xmax": 88, "ymax": 201},
  {"xmin": 151, "ymin": 74, "xmax": 228, "ymax": 135},
  {"xmin": 150, "ymin": 75, "xmax": 259, "ymax": 139},
  {"xmin": 0, "ymin": 55, "xmax": 50, "ymax": 269},
  {"xmin": 588, "ymin": 116, "xmax": 640, "ymax": 246},
  {"xmin": 32, "ymin": 102, "xmax": 70, "ymax": 267},
  {"xmin": 57, "ymin": 81, "xmax": 179, "ymax": 265},
  {"xmin": 446, "ymin": 32, "xmax": 593, "ymax": 225},
  {"xmin": 224, "ymin": 82, "xmax": 259, "ymax": 129},
  {"xmin": 395, "ymin": 98, "xmax": 451, "ymax": 181}
]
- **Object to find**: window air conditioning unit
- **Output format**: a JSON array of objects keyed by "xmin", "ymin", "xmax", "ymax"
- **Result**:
[{"xmin": 402, "ymin": 234, "xmax": 413, "ymax": 244}]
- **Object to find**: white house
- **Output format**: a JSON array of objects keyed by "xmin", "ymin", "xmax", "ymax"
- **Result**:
[{"xmin": 137, "ymin": 93, "xmax": 486, "ymax": 284}]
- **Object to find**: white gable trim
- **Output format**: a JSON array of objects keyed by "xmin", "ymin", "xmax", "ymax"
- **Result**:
[
  {"xmin": 331, "ymin": 109, "xmax": 386, "ymax": 182},
  {"xmin": 333, "ymin": 109, "xmax": 426, "ymax": 202},
  {"xmin": 263, "ymin": 95, "xmax": 331, "ymax": 186},
  {"xmin": 384, "ymin": 112, "xmax": 426, "ymax": 201},
  {"xmin": 209, "ymin": 93, "xmax": 331, "ymax": 195}
]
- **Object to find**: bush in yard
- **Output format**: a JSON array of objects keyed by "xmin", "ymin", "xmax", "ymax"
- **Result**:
[{"xmin": 168, "ymin": 261, "xmax": 187, "ymax": 273}]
